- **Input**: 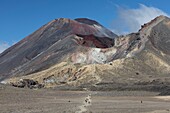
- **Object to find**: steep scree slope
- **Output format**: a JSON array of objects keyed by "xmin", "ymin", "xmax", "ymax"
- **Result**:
[
  {"xmin": 0, "ymin": 18, "xmax": 117, "ymax": 80},
  {"xmin": 1, "ymin": 16, "xmax": 170, "ymax": 92}
]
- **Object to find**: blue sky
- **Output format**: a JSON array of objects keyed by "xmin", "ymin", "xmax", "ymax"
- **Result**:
[{"xmin": 0, "ymin": 0, "xmax": 170, "ymax": 52}]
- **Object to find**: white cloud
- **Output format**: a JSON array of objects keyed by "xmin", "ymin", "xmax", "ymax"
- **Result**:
[
  {"xmin": 0, "ymin": 42, "xmax": 10, "ymax": 53},
  {"xmin": 112, "ymin": 4, "xmax": 169, "ymax": 35}
]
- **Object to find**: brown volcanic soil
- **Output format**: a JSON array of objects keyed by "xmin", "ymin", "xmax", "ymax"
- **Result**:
[
  {"xmin": 1, "ymin": 84, "xmax": 170, "ymax": 113},
  {"xmin": 0, "ymin": 84, "xmax": 88, "ymax": 113}
]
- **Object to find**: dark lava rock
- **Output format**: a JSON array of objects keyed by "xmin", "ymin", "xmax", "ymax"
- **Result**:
[{"xmin": 11, "ymin": 79, "xmax": 44, "ymax": 89}]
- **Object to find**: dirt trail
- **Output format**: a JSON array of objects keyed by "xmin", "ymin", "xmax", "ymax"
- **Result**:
[{"xmin": 75, "ymin": 94, "xmax": 92, "ymax": 113}]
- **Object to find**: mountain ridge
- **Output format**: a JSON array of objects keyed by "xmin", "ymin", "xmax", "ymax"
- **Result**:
[{"xmin": 0, "ymin": 16, "xmax": 170, "ymax": 92}]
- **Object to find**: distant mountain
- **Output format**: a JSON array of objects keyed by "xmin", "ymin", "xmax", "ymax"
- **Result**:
[{"xmin": 0, "ymin": 16, "xmax": 170, "ymax": 92}]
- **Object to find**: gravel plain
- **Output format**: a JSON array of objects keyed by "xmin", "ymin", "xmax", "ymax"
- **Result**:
[{"xmin": 0, "ymin": 84, "xmax": 170, "ymax": 113}]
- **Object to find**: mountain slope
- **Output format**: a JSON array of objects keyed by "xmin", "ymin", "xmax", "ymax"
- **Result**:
[
  {"xmin": 0, "ymin": 16, "xmax": 170, "ymax": 93},
  {"xmin": 0, "ymin": 18, "xmax": 117, "ymax": 80}
]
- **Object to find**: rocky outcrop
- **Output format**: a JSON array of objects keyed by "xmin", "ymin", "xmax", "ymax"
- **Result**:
[{"xmin": 11, "ymin": 79, "xmax": 44, "ymax": 89}]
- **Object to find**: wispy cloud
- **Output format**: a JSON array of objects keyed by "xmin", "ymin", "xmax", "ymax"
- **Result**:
[
  {"xmin": 0, "ymin": 42, "xmax": 10, "ymax": 53},
  {"xmin": 112, "ymin": 4, "xmax": 169, "ymax": 35}
]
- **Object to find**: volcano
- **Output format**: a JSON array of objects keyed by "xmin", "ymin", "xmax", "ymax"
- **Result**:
[
  {"xmin": 0, "ymin": 18, "xmax": 117, "ymax": 80},
  {"xmin": 0, "ymin": 16, "xmax": 170, "ymax": 92}
]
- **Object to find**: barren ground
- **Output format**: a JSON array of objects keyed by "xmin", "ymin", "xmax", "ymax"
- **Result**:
[{"xmin": 0, "ymin": 84, "xmax": 170, "ymax": 113}]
